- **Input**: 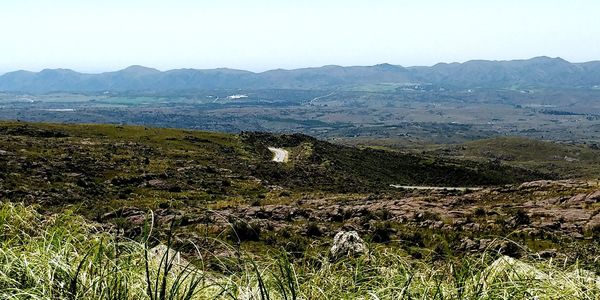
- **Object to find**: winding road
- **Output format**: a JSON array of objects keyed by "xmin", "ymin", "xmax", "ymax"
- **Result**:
[
  {"xmin": 268, "ymin": 147, "xmax": 289, "ymax": 163},
  {"xmin": 390, "ymin": 185, "xmax": 482, "ymax": 191},
  {"xmin": 306, "ymin": 91, "xmax": 337, "ymax": 105}
]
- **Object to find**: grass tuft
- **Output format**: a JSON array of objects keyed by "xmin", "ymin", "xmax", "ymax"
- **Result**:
[{"xmin": 0, "ymin": 201, "xmax": 598, "ymax": 299}]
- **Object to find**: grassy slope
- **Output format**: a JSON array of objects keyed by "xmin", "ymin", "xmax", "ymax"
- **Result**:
[
  {"xmin": 344, "ymin": 135, "xmax": 600, "ymax": 179},
  {"xmin": 1, "ymin": 201, "xmax": 598, "ymax": 299},
  {"xmin": 0, "ymin": 121, "xmax": 253, "ymax": 212},
  {"xmin": 436, "ymin": 136, "xmax": 600, "ymax": 178},
  {"xmin": 0, "ymin": 122, "xmax": 599, "ymax": 298},
  {"xmin": 243, "ymin": 132, "xmax": 549, "ymax": 191},
  {"xmin": 0, "ymin": 122, "xmax": 547, "ymax": 213}
]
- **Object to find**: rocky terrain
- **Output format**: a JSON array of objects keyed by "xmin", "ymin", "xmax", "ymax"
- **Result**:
[
  {"xmin": 0, "ymin": 121, "xmax": 598, "ymax": 272},
  {"xmin": 0, "ymin": 121, "xmax": 545, "ymax": 208},
  {"xmin": 98, "ymin": 179, "xmax": 600, "ymax": 268}
]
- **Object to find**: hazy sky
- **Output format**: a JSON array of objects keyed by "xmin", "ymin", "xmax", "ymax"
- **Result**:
[{"xmin": 1, "ymin": 0, "xmax": 599, "ymax": 73}]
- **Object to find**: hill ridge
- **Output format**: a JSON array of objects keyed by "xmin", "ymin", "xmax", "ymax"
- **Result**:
[{"xmin": 2, "ymin": 57, "xmax": 600, "ymax": 92}]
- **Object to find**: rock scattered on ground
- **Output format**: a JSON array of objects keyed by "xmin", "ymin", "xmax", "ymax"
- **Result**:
[
  {"xmin": 148, "ymin": 244, "xmax": 189, "ymax": 268},
  {"xmin": 329, "ymin": 231, "xmax": 367, "ymax": 261}
]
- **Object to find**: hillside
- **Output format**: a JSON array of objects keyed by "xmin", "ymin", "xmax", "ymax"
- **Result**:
[
  {"xmin": 0, "ymin": 122, "xmax": 547, "ymax": 212},
  {"xmin": 2, "ymin": 200, "xmax": 599, "ymax": 299},
  {"xmin": 1, "ymin": 122, "xmax": 600, "ymax": 298},
  {"xmin": 2, "ymin": 57, "xmax": 600, "ymax": 92},
  {"xmin": 432, "ymin": 136, "xmax": 600, "ymax": 178}
]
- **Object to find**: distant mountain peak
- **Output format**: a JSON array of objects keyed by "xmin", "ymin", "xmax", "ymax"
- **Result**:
[
  {"xmin": 8, "ymin": 70, "xmax": 35, "ymax": 75},
  {"xmin": 528, "ymin": 56, "xmax": 570, "ymax": 65},
  {"xmin": 530, "ymin": 56, "xmax": 562, "ymax": 60},
  {"xmin": 1, "ymin": 57, "xmax": 600, "ymax": 92},
  {"xmin": 120, "ymin": 65, "xmax": 161, "ymax": 74},
  {"xmin": 39, "ymin": 68, "xmax": 78, "ymax": 74},
  {"xmin": 319, "ymin": 65, "xmax": 343, "ymax": 69},
  {"xmin": 373, "ymin": 63, "xmax": 404, "ymax": 70}
]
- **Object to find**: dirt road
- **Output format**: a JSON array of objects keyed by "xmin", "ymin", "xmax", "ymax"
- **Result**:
[
  {"xmin": 268, "ymin": 147, "xmax": 289, "ymax": 163},
  {"xmin": 390, "ymin": 185, "xmax": 482, "ymax": 191}
]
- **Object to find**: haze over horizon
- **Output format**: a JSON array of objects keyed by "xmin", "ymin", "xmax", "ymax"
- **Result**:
[
  {"xmin": 0, "ymin": 55, "xmax": 595, "ymax": 76},
  {"xmin": 1, "ymin": 0, "xmax": 599, "ymax": 73}
]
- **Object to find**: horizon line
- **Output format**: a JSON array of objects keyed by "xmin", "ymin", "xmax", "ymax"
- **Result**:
[{"xmin": 1, "ymin": 56, "xmax": 598, "ymax": 77}]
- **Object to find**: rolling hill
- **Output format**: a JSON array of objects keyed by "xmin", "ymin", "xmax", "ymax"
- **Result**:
[
  {"xmin": 1, "ymin": 122, "xmax": 599, "ymax": 299},
  {"xmin": 432, "ymin": 136, "xmax": 600, "ymax": 178},
  {"xmin": 0, "ymin": 121, "xmax": 548, "ymax": 213}
]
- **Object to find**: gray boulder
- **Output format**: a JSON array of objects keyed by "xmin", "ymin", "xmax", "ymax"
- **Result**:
[
  {"xmin": 329, "ymin": 231, "xmax": 367, "ymax": 261},
  {"xmin": 148, "ymin": 244, "xmax": 189, "ymax": 268}
]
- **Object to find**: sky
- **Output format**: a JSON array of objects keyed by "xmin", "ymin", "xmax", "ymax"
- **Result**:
[{"xmin": 1, "ymin": 0, "xmax": 599, "ymax": 73}]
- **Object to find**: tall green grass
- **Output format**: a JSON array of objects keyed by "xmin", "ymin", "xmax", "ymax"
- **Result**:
[{"xmin": 0, "ymin": 201, "xmax": 598, "ymax": 299}]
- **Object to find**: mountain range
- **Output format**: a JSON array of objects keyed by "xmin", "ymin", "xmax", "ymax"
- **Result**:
[{"xmin": 1, "ymin": 57, "xmax": 599, "ymax": 93}]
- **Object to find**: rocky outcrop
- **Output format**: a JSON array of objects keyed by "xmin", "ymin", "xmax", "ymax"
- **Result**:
[
  {"xmin": 148, "ymin": 244, "xmax": 189, "ymax": 268},
  {"xmin": 329, "ymin": 231, "xmax": 367, "ymax": 261}
]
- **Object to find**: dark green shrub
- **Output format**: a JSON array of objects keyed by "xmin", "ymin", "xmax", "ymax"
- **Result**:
[
  {"xmin": 513, "ymin": 209, "xmax": 531, "ymax": 226},
  {"xmin": 228, "ymin": 220, "xmax": 261, "ymax": 242},
  {"xmin": 399, "ymin": 231, "xmax": 425, "ymax": 247},
  {"xmin": 370, "ymin": 222, "xmax": 393, "ymax": 243},
  {"xmin": 305, "ymin": 222, "xmax": 322, "ymax": 237},
  {"xmin": 474, "ymin": 207, "xmax": 486, "ymax": 217}
]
